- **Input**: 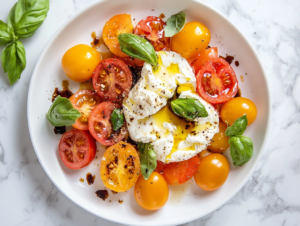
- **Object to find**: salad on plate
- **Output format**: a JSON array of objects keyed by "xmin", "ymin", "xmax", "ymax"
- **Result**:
[{"xmin": 46, "ymin": 11, "xmax": 257, "ymax": 211}]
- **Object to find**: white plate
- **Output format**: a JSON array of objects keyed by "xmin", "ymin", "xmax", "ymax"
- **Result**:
[{"xmin": 27, "ymin": 0, "xmax": 271, "ymax": 225}]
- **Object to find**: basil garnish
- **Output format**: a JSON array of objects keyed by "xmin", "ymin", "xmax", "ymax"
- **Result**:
[
  {"xmin": 164, "ymin": 11, "xmax": 186, "ymax": 37},
  {"xmin": 0, "ymin": 20, "xmax": 15, "ymax": 46},
  {"xmin": 0, "ymin": 0, "xmax": 49, "ymax": 85},
  {"xmin": 171, "ymin": 98, "xmax": 208, "ymax": 120},
  {"xmin": 7, "ymin": 0, "xmax": 50, "ymax": 38},
  {"xmin": 228, "ymin": 136, "xmax": 253, "ymax": 166},
  {"xmin": 47, "ymin": 95, "xmax": 81, "ymax": 127},
  {"xmin": 118, "ymin": 33, "xmax": 157, "ymax": 68},
  {"xmin": 137, "ymin": 142, "xmax": 157, "ymax": 180},
  {"xmin": 1, "ymin": 41, "xmax": 26, "ymax": 85},
  {"xmin": 111, "ymin": 108, "xmax": 124, "ymax": 131},
  {"xmin": 225, "ymin": 115, "xmax": 254, "ymax": 166},
  {"xmin": 225, "ymin": 115, "xmax": 248, "ymax": 137}
]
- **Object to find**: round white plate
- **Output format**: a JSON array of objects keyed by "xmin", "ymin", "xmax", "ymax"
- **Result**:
[{"xmin": 27, "ymin": 0, "xmax": 271, "ymax": 225}]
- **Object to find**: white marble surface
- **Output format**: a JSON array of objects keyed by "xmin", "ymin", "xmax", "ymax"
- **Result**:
[{"xmin": 0, "ymin": 0, "xmax": 299, "ymax": 225}]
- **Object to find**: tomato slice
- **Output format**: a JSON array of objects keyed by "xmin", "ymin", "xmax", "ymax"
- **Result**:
[
  {"xmin": 88, "ymin": 101, "xmax": 127, "ymax": 146},
  {"xmin": 134, "ymin": 16, "xmax": 170, "ymax": 51},
  {"xmin": 100, "ymin": 142, "xmax": 140, "ymax": 192},
  {"xmin": 92, "ymin": 58, "xmax": 132, "ymax": 103},
  {"xmin": 69, "ymin": 90, "xmax": 102, "ymax": 130},
  {"xmin": 196, "ymin": 57, "xmax": 238, "ymax": 104},
  {"xmin": 58, "ymin": 129, "xmax": 96, "ymax": 169},
  {"xmin": 191, "ymin": 47, "xmax": 218, "ymax": 74},
  {"xmin": 156, "ymin": 156, "xmax": 200, "ymax": 185}
]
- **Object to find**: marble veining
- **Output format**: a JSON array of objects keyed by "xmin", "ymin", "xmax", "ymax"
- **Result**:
[{"xmin": 0, "ymin": 0, "xmax": 300, "ymax": 225}]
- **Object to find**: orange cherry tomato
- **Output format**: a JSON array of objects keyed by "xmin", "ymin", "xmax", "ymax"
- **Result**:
[
  {"xmin": 62, "ymin": 44, "xmax": 101, "ymax": 82},
  {"xmin": 194, "ymin": 153, "xmax": 229, "ymax": 191},
  {"xmin": 134, "ymin": 172, "xmax": 169, "ymax": 210},
  {"xmin": 208, "ymin": 121, "xmax": 230, "ymax": 153},
  {"xmin": 221, "ymin": 97, "xmax": 257, "ymax": 126},
  {"xmin": 69, "ymin": 90, "xmax": 102, "ymax": 130},
  {"xmin": 156, "ymin": 155, "xmax": 200, "ymax": 185},
  {"xmin": 191, "ymin": 47, "xmax": 218, "ymax": 74},
  {"xmin": 199, "ymin": 149, "xmax": 213, "ymax": 159},
  {"xmin": 103, "ymin": 14, "xmax": 134, "ymax": 57},
  {"xmin": 100, "ymin": 142, "xmax": 140, "ymax": 192},
  {"xmin": 171, "ymin": 21, "xmax": 211, "ymax": 60}
]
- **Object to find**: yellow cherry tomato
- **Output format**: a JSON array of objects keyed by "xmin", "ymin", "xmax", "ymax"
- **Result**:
[
  {"xmin": 194, "ymin": 153, "xmax": 229, "ymax": 191},
  {"xmin": 171, "ymin": 21, "xmax": 211, "ymax": 60},
  {"xmin": 221, "ymin": 97, "xmax": 257, "ymax": 126},
  {"xmin": 100, "ymin": 142, "xmax": 140, "ymax": 192},
  {"xmin": 62, "ymin": 44, "xmax": 101, "ymax": 82},
  {"xmin": 134, "ymin": 172, "xmax": 169, "ymax": 210},
  {"xmin": 208, "ymin": 121, "xmax": 230, "ymax": 153}
]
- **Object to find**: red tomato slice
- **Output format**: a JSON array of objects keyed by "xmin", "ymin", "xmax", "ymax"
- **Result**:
[
  {"xmin": 156, "ymin": 156, "xmax": 201, "ymax": 185},
  {"xmin": 196, "ymin": 57, "xmax": 238, "ymax": 104},
  {"xmin": 134, "ymin": 16, "xmax": 170, "ymax": 51},
  {"xmin": 69, "ymin": 90, "xmax": 102, "ymax": 130},
  {"xmin": 59, "ymin": 129, "xmax": 96, "ymax": 169},
  {"xmin": 88, "ymin": 101, "xmax": 127, "ymax": 146},
  {"xmin": 191, "ymin": 47, "xmax": 218, "ymax": 74},
  {"xmin": 92, "ymin": 58, "xmax": 132, "ymax": 103}
]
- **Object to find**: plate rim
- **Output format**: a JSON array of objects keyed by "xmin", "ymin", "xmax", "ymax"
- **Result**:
[{"xmin": 27, "ymin": 0, "xmax": 272, "ymax": 225}]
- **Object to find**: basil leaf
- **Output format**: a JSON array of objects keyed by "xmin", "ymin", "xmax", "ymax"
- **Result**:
[
  {"xmin": 111, "ymin": 108, "xmax": 124, "ymax": 131},
  {"xmin": 0, "ymin": 20, "xmax": 15, "ymax": 46},
  {"xmin": 118, "ymin": 33, "xmax": 157, "ymax": 67},
  {"xmin": 137, "ymin": 142, "xmax": 157, "ymax": 180},
  {"xmin": 47, "ymin": 95, "xmax": 81, "ymax": 127},
  {"xmin": 7, "ymin": 0, "xmax": 50, "ymax": 38},
  {"xmin": 1, "ymin": 41, "xmax": 26, "ymax": 85},
  {"xmin": 225, "ymin": 115, "xmax": 248, "ymax": 137},
  {"xmin": 164, "ymin": 11, "xmax": 186, "ymax": 37},
  {"xmin": 171, "ymin": 98, "xmax": 208, "ymax": 120},
  {"xmin": 229, "ymin": 136, "xmax": 253, "ymax": 166}
]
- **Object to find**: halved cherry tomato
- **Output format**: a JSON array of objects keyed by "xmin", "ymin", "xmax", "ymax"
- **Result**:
[
  {"xmin": 134, "ymin": 16, "xmax": 170, "ymax": 51},
  {"xmin": 92, "ymin": 58, "xmax": 132, "ymax": 103},
  {"xmin": 191, "ymin": 47, "xmax": 218, "ymax": 74},
  {"xmin": 194, "ymin": 153, "xmax": 229, "ymax": 191},
  {"xmin": 88, "ymin": 102, "xmax": 127, "ymax": 146},
  {"xmin": 100, "ymin": 142, "xmax": 140, "ymax": 192},
  {"xmin": 134, "ymin": 172, "xmax": 169, "ymax": 210},
  {"xmin": 156, "ymin": 155, "xmax": 200, "ymax": 185},
  {"xmin": 58, "ymin": 129, "xmax": 96, "ymax": 169},
  {"xmin": 196, "ymin": 57, "xmax": 238, "ymax": 104},
  {"xmin": 103, "ymin": 14, "xmax": 134, "ymax": 57},
  {"xmin": 69, "ymin": 90, "xmax": 102, "ymax": 130}
]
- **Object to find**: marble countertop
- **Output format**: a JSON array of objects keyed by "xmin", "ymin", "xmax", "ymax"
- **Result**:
[{"xmin": 0, "ymin": 0, "xmax": 299, "ymax": 225}]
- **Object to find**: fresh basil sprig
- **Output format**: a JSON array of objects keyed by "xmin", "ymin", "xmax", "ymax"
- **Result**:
[
  {"xmin": 225, "ymin": 115, "xmax": 253, "ymax": 166},
  {"xmin": 118, "ymin": 33, "xmax": 157, "ymax": 69},
  {"xmin": 111, "ymin": 108, "xmax": 124, "ymax": 131},
  {"xmin": 164, "ymin": 11, "xmax": 186, "ymax": 37},
  {"xmin": 47, "ymin": 95, "xmax": 81, "ymax": 127},
  {"xmin": 137, "ymin": 142, "xmax": 157, "ymax": 180},
  {"xmin": 171, "ymin": 98, "xmax": 208, "ymax": 120},
  {"xmin": 0, "ymin": 0, "xmax": 49, "ymax": 85},
  {"xmin": 228, "ymin": 136, "xmax": 253, "ymax": 166}
]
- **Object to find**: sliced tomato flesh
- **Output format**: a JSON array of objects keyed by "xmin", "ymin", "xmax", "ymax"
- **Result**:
[
  {"xmin": 59, "ymin": 129, "xmax": 96, "ymax": 169},
  {"xmin": 88, "ymin": 101, "xmax": 127, "ymax": 146},
  {"xmin": 92, "ymin": 58, "xmax": 132, "ymax": 103},
  {"xmin": 134, "ymin": 16, "xmax": 170, "ymax": 51},
  {"xmin": 196, "ymin": 57, "xmax": 238, "ymax": 104},
  {"xmin": 191, "ymin": 47, "xmax": 218, "ymax": 74}
]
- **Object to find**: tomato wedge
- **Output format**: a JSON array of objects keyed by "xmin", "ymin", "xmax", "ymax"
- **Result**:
[
  {"xmin": 88, "ymin": 101, "xmax": 127, "ymax": 146},
  {"xmin": 92, "ymin": 58, "xmax": 132, "ymax": 103},
  {"xmin": 134, "ymin": 16, "xmax": 170, "ymax": 51},
  {"xmin": 191, "ymin": 47, "xmax": 218, "ymax": 74},
  {"xmin": 69, "ymin": 90, "xmax": 102, "ymax": 130},
  {"xmin": 196, "ymin": 57, "xmax": 238, "ymax": 104},
  {"xmin": 156, "ymin": 156, "xmax": 200, "ymax": 185},
  {"xmin": 58, "ymin": 129, "xmax": 96, "ymax": 169}
]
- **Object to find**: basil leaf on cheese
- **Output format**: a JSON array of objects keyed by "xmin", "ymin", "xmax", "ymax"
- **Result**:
[{"xmin": 171, "ymin": 98, "xmax": 208, "ymax": 120}]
